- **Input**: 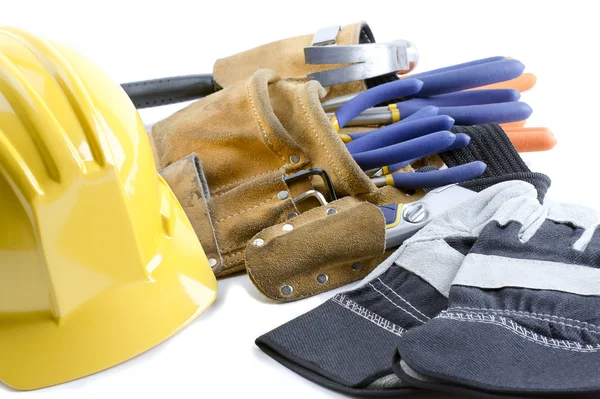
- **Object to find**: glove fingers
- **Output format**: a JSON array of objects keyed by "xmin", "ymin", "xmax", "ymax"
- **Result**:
[
  {"xmin": 397, "ymin": 198, "xmax": 600, "ymax": 396},
  {"xmin": 525, "ymin": 219, "xmax": 587, "ymax": 249},
  {"xmin": 397, "ymin": 288, "xmax": 600, "ymax": 395},
  {"xmin": 473, "ymin": 220, "xmax": 587, "ymax": 262},
  {"xmin": 546, "ymin": 202, "xmax": 599, "ymax": 228},
  {"xmin": 398, "ymin": 316, "xmax": 599, "ymax": 396},
  {"xmin": 581, "ymin": 226, "xmax": 600, "ymax": 257}
]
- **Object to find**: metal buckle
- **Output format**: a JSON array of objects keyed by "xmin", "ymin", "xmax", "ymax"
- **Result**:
[
  {"xmin": 292, "ymin": 189, "xmax": 329, "ymax": 207},
  {"xmin": 284, "ymin": 168, "xmax": 337, "ymax": 207}
]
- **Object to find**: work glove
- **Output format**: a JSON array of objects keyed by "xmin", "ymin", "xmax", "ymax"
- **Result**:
[
  {"xmin": 394, "ymin": 190, "xmax": 600, "ymax": 398},
  {"xmin": 255, "ymin": 179, "xmax": 549, "ymax": 395}
]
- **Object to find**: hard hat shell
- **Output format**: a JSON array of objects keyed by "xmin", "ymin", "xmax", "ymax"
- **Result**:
[{"xmin": 0, "ymin": 27, "xmax": 217, "ymax": 390}]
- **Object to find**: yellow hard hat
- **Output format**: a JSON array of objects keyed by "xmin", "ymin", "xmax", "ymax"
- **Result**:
[{"xmin": 0, "ymin": 27, "xmax": 217, "ymax": 390}]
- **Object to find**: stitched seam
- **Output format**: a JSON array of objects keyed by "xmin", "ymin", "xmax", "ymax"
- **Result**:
[
  {"xmin": 449, "ymin": 307, "xmax": 600, "ymax": 330},
  {"xmin": 332, "ymin": 294, "xmax": 405, "ymax": 337},
  {"xmin": 296, "ymin": 87, "xmax": 343, "ymax": 182},
  {"xmin": 439, "ymin": 312, "xmax": 600, "ymax": 353},
  {"xmin": 368, "ymin": 283, "xmax": 427, "ymax": 324},
  {"xmin": 223, "ymin": 260, "xmax": 242, "ymax": 267},
  {"xmin": 446, "ymin": 310, "xmax": 600, "ymax": 335},
  {"xmin": 212, "ymin": 169, "xmax": 279, "ymax": 195},
  {"xmin": 246, "ymin": 80, "xmax": 288, "ymax": 164},
  {"xmin": 376, "ymin": 278, "xmax": 431, "ymax": 321},
  {"xmin": 468, "ymin": 254, "xmax": 600, "ymax": 269},
  {"xmin": 223, "ymin": 251, "xmax": 244, "ymax": 267},
  {"xmin": 220, "ymin": 244, "xmax": 246, "ymax": 255},
  {"xmin": 214, "ymin": 195, "xmax": 276, "ymax": 224},
  {"xmin": 223, "ymin": 251, "xmax": 244, "ymax": 259}
]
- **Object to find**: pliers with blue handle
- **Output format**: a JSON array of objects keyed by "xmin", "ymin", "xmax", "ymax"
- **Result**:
[
  {"xmin": 338, "ymin": 89, "xmax": 531, "ymax": 127},
  {"xmin": 332, "ymin": 79, "xmax": 484, "ymax": 189}
]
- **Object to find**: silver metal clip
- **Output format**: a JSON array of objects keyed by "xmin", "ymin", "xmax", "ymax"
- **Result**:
[
  {"xmin": 311, "ymin": 25, "xmax": 341, "ymax": 46},
  {"xmin": 292, "ymin": 189, "xmax": 329, "ymax": 207}
]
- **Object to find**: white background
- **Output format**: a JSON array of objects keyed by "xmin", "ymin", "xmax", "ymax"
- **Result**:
[{"xmin": 2, "ymin": 1, "xmax": 599, "ymax": 398}]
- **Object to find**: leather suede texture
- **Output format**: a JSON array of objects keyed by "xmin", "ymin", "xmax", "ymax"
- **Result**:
[
  {"xmin": 149, "ymin": 69, "xmax": 424, "ymax": 300},
  {"xmin": 246, "ymin": 196, "xmax": 391, "ymax": 302}
]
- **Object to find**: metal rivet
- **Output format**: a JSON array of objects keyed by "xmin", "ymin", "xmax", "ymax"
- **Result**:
[
  {"xmin": 278, "ymin": 191, "xmax": 289, "ymax": 200},
  {"xmin": 352, "ymin": 262, "xmax": 362, "ymax": 271},
  {"xmin": 287, "ymin": 211, "xmax": 299, "ymax": 219},
  {"xmin": 316, "ymin": 273, "xmax": 329, "ymax": 284},
  {"xmin": 281, "ymin": 285, "xmax": 293, "ymax": 296},
  {"xmin": 282, "ymin": 224, "xmax": 294, "ymax": 232},
  {"xmin": 208, "ymin": 258, "xmax": 218, "ymax": 267},
  {"xmin": 403, "ymin": 203, "xmax": 428, "ymax": 224},
  {"xmin": 326, "ymin": 208, "xmax": 337, "ymax": 215},
  {"xmin": 290, "ymin": 154, "xmax": 301, "ymax": 164},
  {"xmin": 253, "ymin": 238, "xmax": 265, "ymax": 247}
]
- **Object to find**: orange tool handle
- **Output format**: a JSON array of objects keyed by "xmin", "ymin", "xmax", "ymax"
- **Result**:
[
  {"xmin": 504, "ymin": 127, "xmax": 557, "ymax": 152},
  {"xmin": 501, "ymin": 120, "xmax": 527, "ymax": 128},
  {"xmin": 472, "ymin": 73, "xmax": 537, "ymax": 92}
]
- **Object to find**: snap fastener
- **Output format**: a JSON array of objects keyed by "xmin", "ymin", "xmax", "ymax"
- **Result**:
[
  {"xmin": 253, "ymin": 238, "xmax": 265, "ymax": 247},
  {"xmin": 326, "ymin": 208, "xmax": 337, "ymax": 215},
  {"xmin": 290, "ymin": 154, "xmax": 301, "ymax": 164},
  {"xmin": 281, "ymin": 285, "xmax": 293, "ymax": 296},
  {"xmin": 208, "ymin": 258, "xmax": 218, "ymax": 268},
  {"xmin": 352, "ymin": 262, "xmax": 362, "ymax": 271},
  {"xmin": 278, "ymin": 191, "xmax": 289, "ymax": 200},
  {"xmin": 282, "ymin": 224, "xmax": 294, "ymax": 232},
  {"xmin": 287, "ymin": 211, "xmax": 299, "ymax": 219},
  {"xmin": 316, "ymin": 273, "xmax": 329, "ymax": 284}
]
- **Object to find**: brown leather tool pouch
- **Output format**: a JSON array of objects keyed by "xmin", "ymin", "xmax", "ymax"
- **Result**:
[{"xmin": 150, "ymin": 69, "xmax": 422, "ymax": 296}]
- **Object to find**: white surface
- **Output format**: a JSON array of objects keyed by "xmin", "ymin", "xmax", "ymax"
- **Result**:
[{"xmin": 2, "ymin": 1, "xmax": 599, "ymax": 397}]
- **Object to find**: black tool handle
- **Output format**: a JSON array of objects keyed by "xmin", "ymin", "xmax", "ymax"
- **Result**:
[{"xmin": 121, "ymin": 74, "xmax": 217, "ymax": 109}]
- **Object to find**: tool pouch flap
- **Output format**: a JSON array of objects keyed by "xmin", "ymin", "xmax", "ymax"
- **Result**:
[
  {"xmin": 207, "ymin": 168, "xmax": 300, "ymax": 275},
  {"xmin": 213, "ymin": 22, "xmax": 370, "ymax": 99},
  {"xmin": 159, "ymin": 153, "xmax": 224, "ymax": 273},
  {"xmin": 158, "ymin": 152, "xmax": 303, "ymax": 276},
  {"xmin": 245, "ymin": 196, "xmax": 388, "ymax": 302}
]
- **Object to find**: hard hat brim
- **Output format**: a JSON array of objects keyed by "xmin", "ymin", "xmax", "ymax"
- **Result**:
[{"xmin": 0, "ymin": 203, "xmax": 218, "ymax": 391}]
